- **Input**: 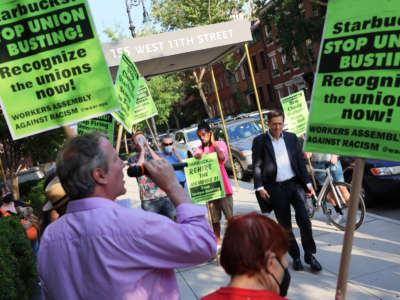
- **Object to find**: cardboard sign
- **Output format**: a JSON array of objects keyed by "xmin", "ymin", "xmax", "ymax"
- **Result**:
[
  {"xmin": 185, "ymin": 153, "xmax": 225, "ymax": 204},
  {"xmin": 77, "ymin": 114, "xmax": 114, "ymax": 143},
  {"xmin": 112, "ymin": 53, "xmax": 140, "ymax": 132},
  {"xmin": 280, "ymin": 90, "xmax": 308, "ymax": 136},
  {"xmin": 304, "ymin": 0, "xmax": 400, "ymax": 161},
  {"xmin": 132, "ymin": 77, "xmax": 158, "ymax": 124},
  {"xmin": 0, "ymin": 0, "xmax": 119, "ymax": 140}
]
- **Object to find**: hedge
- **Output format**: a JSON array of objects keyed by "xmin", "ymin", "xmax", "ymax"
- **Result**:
[{"xmin": 0, "ymin": 216, "xmax": 37, "ymax": 300}]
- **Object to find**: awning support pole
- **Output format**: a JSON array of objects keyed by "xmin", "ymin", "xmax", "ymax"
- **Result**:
[{"xmin": 210, "ymin": 65, "xmax": 239, "ymax": 191}]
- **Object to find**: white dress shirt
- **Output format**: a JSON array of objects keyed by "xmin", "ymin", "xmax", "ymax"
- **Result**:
[{"xmin": 267, "ymin": 131, "xmax": 296, "ymax": 182}]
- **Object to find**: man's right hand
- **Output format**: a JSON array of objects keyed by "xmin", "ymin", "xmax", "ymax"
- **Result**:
[
  {"xmin": 259, "ymin": 189, "xmax": 270, "ymax": 199},
  {"xmin": 194, "ymin": 152, "xmax": 202, "ymax": 159}
]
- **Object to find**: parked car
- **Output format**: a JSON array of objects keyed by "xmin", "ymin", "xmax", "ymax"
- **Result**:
[
  {"xmin": 213, "ymin": 118, "xmax": 263, "ymax": 180},
  {"xmin": 340, "ymin": 156, "xmax": 400, "ymax": 207},
  {"xmin": 174, "ymin": 126, "xmax": 201, "ymax": 158}
]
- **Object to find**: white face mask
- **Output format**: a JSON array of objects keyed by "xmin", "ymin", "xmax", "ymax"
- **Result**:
[{"xmin": 164, "ymin": 145, "xmax": 173, "ymax": 153}]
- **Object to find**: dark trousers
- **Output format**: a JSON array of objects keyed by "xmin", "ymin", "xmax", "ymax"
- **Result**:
[{"xmin": 268, "ymin": 180, "xmax": 316, "ymax": 259}]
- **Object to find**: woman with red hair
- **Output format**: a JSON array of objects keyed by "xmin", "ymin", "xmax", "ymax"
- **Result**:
[{"xmin": 202, "ymin": 212, "xmax": 291, "ymax": 299}]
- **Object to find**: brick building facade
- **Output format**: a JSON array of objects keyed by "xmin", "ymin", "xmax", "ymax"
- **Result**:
[{"xmin": 199, "ymin": 1, "xmax": 321, "ymax": 118}]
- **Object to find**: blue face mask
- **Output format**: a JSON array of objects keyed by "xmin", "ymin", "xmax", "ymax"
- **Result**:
[{"xmin": 164, "ymin": 145, "xmax": 173, "ymax": 154}]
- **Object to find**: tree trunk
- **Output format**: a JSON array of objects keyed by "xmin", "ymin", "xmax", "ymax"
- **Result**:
[
  {"xmin": 193, "ymin": 71, "xmax": 213, "ymax": 118},
  {"xmin": 172, "ymin": 108, "xmax": 181, "ymax": 129}
]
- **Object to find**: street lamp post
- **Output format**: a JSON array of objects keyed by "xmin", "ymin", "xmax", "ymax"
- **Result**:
[
  {"xmin": 125, "ymin": 0, "xmax": 136, "ymax": 38},
  {"xmin": 124, "ymin": 0, "xmax": 160, "ymax": 148}
]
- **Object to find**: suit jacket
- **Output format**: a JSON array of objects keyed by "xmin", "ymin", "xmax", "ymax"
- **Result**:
[{"xmin": 252, "ymin": 131, "xmax": 311, "ymax": 192}]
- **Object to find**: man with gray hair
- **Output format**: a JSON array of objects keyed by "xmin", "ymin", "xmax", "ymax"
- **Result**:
[{"xmin": 38, "ymin": 132, "xmax": 216, "ymax": 300}]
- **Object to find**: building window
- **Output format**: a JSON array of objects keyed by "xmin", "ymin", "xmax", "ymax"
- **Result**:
[
  {"xmin": 264, "ymin": 25, "xmax": 272, "ymax": 44},
  {"xmin": 244, "ymin": 61, "xmax": 251, "ymax": 76},
  {"xmin": 271, "ymin": 56, "xmax": 278, "ymax": 70},
  {"xmin": 257, "ymin": 86, "xmax": 264, "ymax": 103},
  {"xmin": 282, "ymin": 54, "xmax": 289, "ymax": 72},
  {"xmin": 264, "ymin": 25, "xmax": 270, "ymax": 38},
  {"xmin": 277, "ymin": 87, "xmax": 285, "ymax": 99},
  {"xmin": 240, "ymin": 65, "xmax": 245, "ymax": 80},
  {"xmin": 266, "ymin": 84, "xmax": 274, "ymax": 103},
  {"xmin": 259, "ymin": 52, "xmax": 267, "ymax": 69},
  {"xmin": 234, "ymin": 71, "xmax": 239, "ymax": 82},
  {"xmin": 281, "ymin": 54, "xmax": 287, "ymax": 65},
  {"xmin": 230, "ymin": 97, "xmax": 236, "ymax": 112},
  {"xmin": 251, "ymin": 55, "xmax": 259, "ymax": 73},
  {"xmin": 287, "ymin": 85, "xmax": 293, "ymax": 95},
  {"xmin": 246, "ymin": 95, "xmax": 252, "ymax": 106},
  {"xmin": 219, "ymin": 78, "xmax": 224, "ymax": 89},
  {"xmin": 292, "ymin": 52, "xmax": 297, "ymax": 62}
]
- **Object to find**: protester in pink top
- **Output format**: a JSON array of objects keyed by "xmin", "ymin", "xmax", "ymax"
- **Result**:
[{"xmin": 194, "ymin": 121, "xmax": 233, "ymax": 247}]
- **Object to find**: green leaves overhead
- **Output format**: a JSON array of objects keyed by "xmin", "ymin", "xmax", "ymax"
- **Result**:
[
  {"xmin": 255, "ymin": 0, "xmax": 327, "ymax": 65},
  {"xmin": 151, "ymin": 0, "xmax": 247, "ymax": 30}
]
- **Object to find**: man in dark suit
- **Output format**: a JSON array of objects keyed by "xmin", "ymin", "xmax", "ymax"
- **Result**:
[{"xmin": 252, "ymin": 110, "xmax": 322, "ymax": 272}]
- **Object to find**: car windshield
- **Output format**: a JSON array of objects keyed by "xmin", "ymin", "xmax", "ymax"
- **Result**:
[
  {"xmin": 227, "ymin": 121, "xmax": 262, "ymax": 141},
  {"xmin": 186, "ymin": 130, "xmax": 199, "ymax": 142}
]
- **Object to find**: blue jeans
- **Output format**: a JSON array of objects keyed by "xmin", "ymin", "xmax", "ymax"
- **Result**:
[
  {"xmin": 141, "ymin": 197, "xmax": 176, "ymax": 220},
  {"xmin": 312, "ymin": 160, "xmax": 345, "ymax": 186}
]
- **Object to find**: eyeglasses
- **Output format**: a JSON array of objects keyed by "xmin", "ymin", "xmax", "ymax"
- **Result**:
[{"xmin": 163, "ymin": 142, "xmax": 173, "ymax": 146}]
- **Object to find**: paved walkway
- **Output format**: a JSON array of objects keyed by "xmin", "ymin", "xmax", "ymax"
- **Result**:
[{"xmin": 120, "ymin": 171, "xmax": 400, "ymax": 300}]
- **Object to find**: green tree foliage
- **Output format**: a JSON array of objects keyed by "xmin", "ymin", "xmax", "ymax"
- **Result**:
[
  {"xmin": 255, "ymin": 0, "xmax": 327, "ymax": 66},
  {"xmin": 147, "ymin": 74, "xmax": 185, "ymax": 127},
  {"xmin": 151, "ymin": 0, "xmax": 248, "ymax": 119},
  {"xmin": 0, "ymin": 216, "xmax": 37, "ymax": 300},
  {"xmin": 0, "ymin": 110, "xmax": 65, "ymax": 196},
  {"xmin": 151, "ymin": 0, "xmax": 246, "ymax": 30}
]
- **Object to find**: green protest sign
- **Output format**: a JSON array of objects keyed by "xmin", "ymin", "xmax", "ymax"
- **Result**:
[
  {"xmin": 132, "ymin": 77, "xmax": 158, "ymax": 124},
  {"xmin": 0, "ymin": 0, "xmax": 119, "ymax": 140},
  {"xmin": 280, "ymin": 90, "xmax": 308, "ymax": 136},
  {"xmin": 185, "ymin": 153, "xmax": 225, "ymax": 204},
  {"xmin": 112, "ymin": 52, "xmax": 140, "ymax": 132},
  {"xmin": 304, "ymin": 0, "xmax": 400, "ymax": 161},
  {"xmin": 77, "ymin": 114, "xmax": 114, "ymax": 143}
]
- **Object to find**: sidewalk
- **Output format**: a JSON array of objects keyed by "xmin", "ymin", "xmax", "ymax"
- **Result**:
[{"xmin": 121, "ymin": 171, "xmax": 400, "ymax": 300}]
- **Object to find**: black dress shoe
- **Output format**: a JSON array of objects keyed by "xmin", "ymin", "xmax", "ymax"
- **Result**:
[
  {"xmin": 292, "ymin": 258, "xmax": 304, "ymax": 271},
  {"xmin": 304, "ymin": 254, "xmax": 322, "ymax": 272}
]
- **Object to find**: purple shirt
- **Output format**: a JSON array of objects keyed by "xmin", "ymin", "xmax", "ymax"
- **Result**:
[{"xmin": 38, "ymin": 197, "xmax": 216, "ymax": 300}]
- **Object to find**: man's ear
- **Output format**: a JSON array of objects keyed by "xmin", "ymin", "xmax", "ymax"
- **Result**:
[{"xmin": 92, "ymin": 167, "xmax": 107, "ymax": 185}]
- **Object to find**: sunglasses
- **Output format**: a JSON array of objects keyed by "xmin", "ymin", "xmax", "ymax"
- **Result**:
[{"xmin": 163, "ymin": 142, "xmax": 173, "ymax": 146}]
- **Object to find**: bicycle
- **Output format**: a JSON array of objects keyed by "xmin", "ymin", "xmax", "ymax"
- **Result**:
[{"xmin": 305, "ymin": 164, "xmax": 366, "ymax": 231}]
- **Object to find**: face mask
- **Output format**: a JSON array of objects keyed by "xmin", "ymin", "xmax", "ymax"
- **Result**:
[
  {"xmin": 2, "ymin": 193, "xmax": 13, "ymax": 203},
  {"xmin": 270, "ymin": 258, "xmax": 291, "ymax": 297},
  {"xmin": 164, "ymin": 146, "xmax": 173, "ymax": 154}
]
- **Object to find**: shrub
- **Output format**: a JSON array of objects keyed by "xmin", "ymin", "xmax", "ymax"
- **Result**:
[
  {"xmin": 26, "ymin": 179, "xmax": 47, "ymax": 217},
  {"xmin": 0, "ymin": 216, "xmax": 37, "ymax": 300}
]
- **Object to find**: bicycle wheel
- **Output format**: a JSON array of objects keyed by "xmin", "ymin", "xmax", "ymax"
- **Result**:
[
  {"xmin": 322, "ymin": 182, "xmax": 366, "ymax": 231},
  {"xmin": 305, "ymin": 194, "xmax": 318, "ymax": 218}
]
